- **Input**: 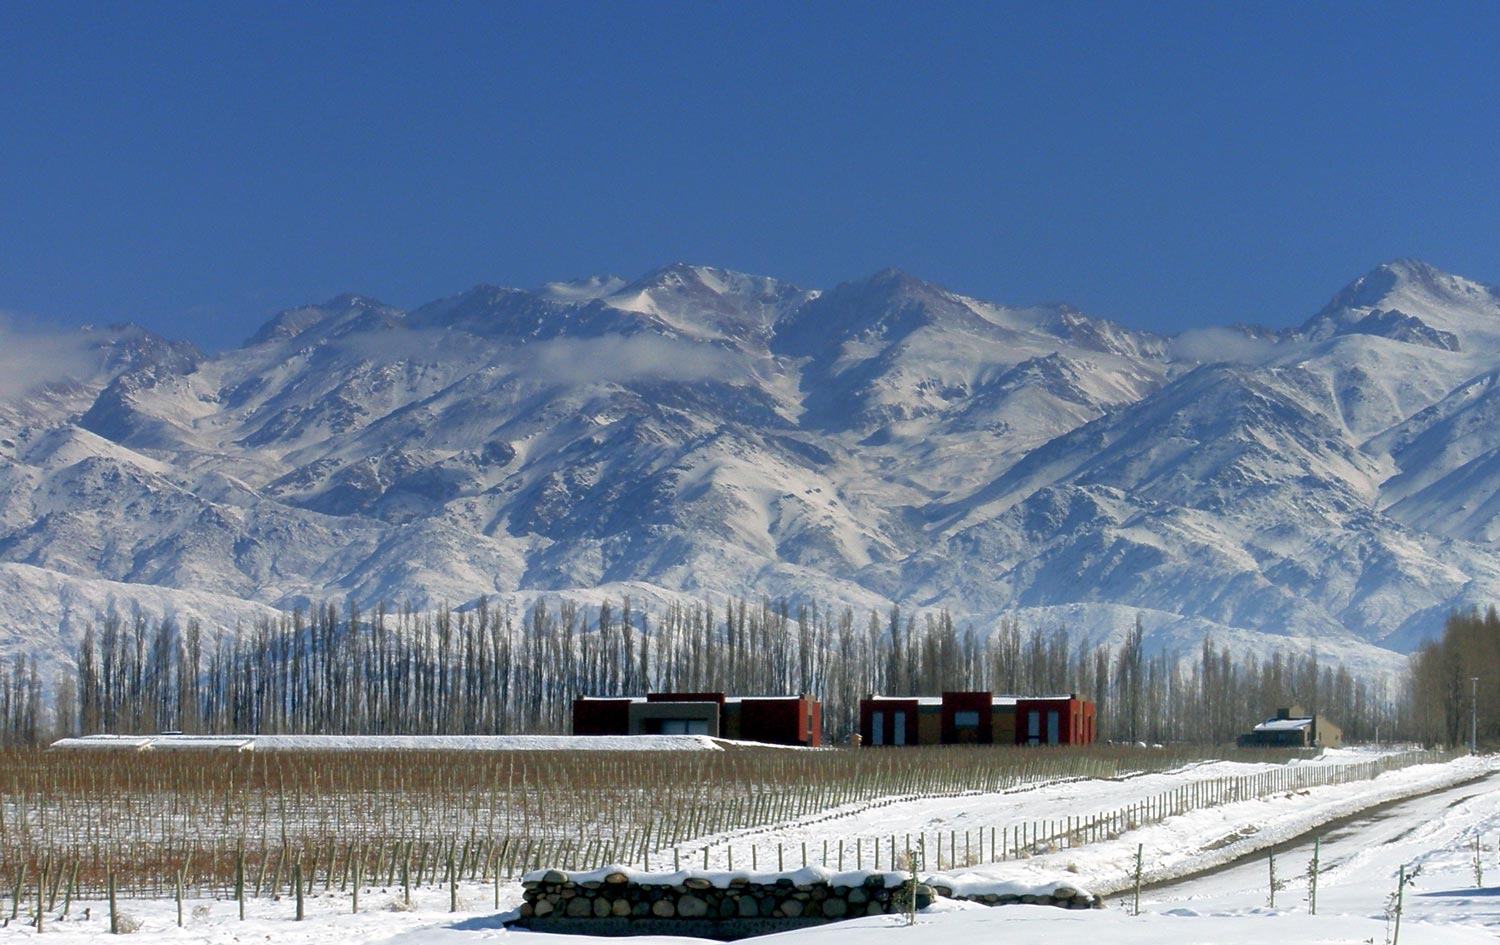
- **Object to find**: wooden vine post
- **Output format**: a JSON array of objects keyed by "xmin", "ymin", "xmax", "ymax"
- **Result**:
[{"xmin": 1133, "ymin": 843, "xmax": 1144, "ymax": 916}]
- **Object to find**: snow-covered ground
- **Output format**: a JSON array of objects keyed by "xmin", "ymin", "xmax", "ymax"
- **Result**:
[
  {"xmin": 48, "ymin": 733, "xmax": 726, "ymax": 752},
  {"xmin": 6, "ymin": 750, "xmax": 1497, "ymax": 943}
]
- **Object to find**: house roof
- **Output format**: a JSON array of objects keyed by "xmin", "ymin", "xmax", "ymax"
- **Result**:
[
  {"xmin": 576, "ymin": 694, "xmax": 808, "ymax": 704},
  {"xmin": 1253, "ymin": 717, "xmax": 1313, "ymax": 732},
  {"xmin": 862, "ymin": 694, "xmax": 1078, "ymax": 707}
]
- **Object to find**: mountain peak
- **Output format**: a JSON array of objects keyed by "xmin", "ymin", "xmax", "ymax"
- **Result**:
[
  {"xmin": 325, "ymin": 292, "xmax": 386, "ymax": 310},
  {"xmin": 1302, "ymin": 259, "xmax": 1500, "ymax": 344},
  {"xmin": 596, "ymin": 264, "xmax": 810, "ymax": 343},
  {"xmin": 770, "ymin": 268, "xmax": 986, "ymax": 358},
  {"xmin": 618, "ymin": 262, "xmax": 790, "ymax": 297},
  {"xmin": 862, "ymin": 267, "xmax": 941, "ymax": 296},
  {"xmin": 642, "ymin": 260, "xmax": 714, "ymax": 280},
  {"xmin": 1326, "ymin": 259, "xmax": 1495, "ymax": 311},
  {"xmin": 1323, "ymin": 261, "xmax": 1417, "ymax": 313},
  {"xmin": 614, "ymin": 263, "xmax": 726, "ymax": 298},
  {"xmin": 245, "ymin": 294, "xmax": 396, "ymax": 347}
]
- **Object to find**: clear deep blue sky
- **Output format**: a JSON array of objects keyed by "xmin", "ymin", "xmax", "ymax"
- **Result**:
[{"xmin": 3, "ymin": 1, "xmax": 1498, "ymax": 351}]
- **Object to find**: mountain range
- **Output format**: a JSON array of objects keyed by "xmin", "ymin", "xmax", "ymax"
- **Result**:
[{"xmin": 5, "ymin": 258, "xmax": 1500, "ymax": 682}]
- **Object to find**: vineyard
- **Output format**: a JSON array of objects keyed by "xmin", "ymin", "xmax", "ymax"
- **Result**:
[{"xmin": 0, "ymin": 743, "xmax": 1458, "ymax": 919}]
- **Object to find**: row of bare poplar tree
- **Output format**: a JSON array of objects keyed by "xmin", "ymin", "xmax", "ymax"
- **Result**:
[
  {"xmin": 0, "ymin": 596, "xmax": 1459, "ymax": 748},
  {"xmin": 1408, "ymin": 607, "xmax": 1500, "ymax": 747}
]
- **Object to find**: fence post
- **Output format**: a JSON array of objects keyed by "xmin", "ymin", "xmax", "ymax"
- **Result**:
[
  {"xmin": 61, "ymin": 861, "xmax": 77, "ymax": 919},
  {"xmin": 293, "ymin": 861, "xmax": 304, "ymax": 921},
  {"xmin": 1393, "ymin": 864, "xmax": 1406, "ymax": 945},
  {"xmin": 1133, "ymin": 844, "xmax": 1143, "ymax": 916},
  {"xmin": 402, "ymin": 849, "xmax": 411, "ymax": 905},
  {"xmin": 449, "ymin": 848, "xmax": 458, "ymax": 913},
  {"xmin": 1308, "ymin": 837, "xmax": 1319, "ymax": 915},
  {"xmin": 11, "ymin": 863, "xmax": 24, "ymax": 922}
]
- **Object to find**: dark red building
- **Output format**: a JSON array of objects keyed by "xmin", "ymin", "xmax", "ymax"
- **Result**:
[
  {"xmin": 572, "ymin": 692, "xmax": 822, "ymax": 747},
  {"xmin": 1014, "ymin": 695, "xmax": 1095, "ymax": 746},
  {"xmin": 859, "ymin": 692, "xmax": 1095, "ymax": 747},
  {"xmin": 572, "ymin": 697, "xmax": 633, "ymax": 737}
]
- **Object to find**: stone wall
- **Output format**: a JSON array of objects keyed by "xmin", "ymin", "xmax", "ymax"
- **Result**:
[
  {"xmin": 930, "ymin": 880, "xmax": 1101, "ymax": 910},
  {"xmin": 511, "ymin": 868, "xmax": 929, "ymax": 939},
  {"xmin": 509, "ymin": 867, "xmax": 1099, "ymax": 940}
]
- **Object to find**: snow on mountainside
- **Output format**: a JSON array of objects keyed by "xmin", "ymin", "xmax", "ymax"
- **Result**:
[
  {"xmin": 1301, "ymin": 259, "xmax": 1500, "ymax": 341},
  {"xmin": 3, "ymin": 260, "xmax": 1500, "ymax": 679}
]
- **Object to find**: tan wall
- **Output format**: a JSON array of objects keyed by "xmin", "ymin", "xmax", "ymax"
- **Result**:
[
  {"xmin": 917, "ymin": 709, "xmax": 941, "ymax": 746},
  {"xmin": 993, "ymin": 708, "xmax": 1017, "ymax": 745},
  {"xmin": 1314, "ymin": 717, "xmax": 1343, "ymax": 749}
]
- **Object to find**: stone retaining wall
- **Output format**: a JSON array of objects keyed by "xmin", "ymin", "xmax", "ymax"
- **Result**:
[
  {"xmin": 509, "ymin": 867, "xmax": 1099, "ymax": 940},
  {"xmin": 931, "ymin": 881, "xmax": 1101, "ymax": 910}
]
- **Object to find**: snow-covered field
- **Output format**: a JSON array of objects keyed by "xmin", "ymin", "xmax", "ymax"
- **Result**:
[
  {"xmin": 49, "ymin": 733, "xmax": 727, "ymax": 752},
  {"xmin": 5, "ymin": 749, "xmax": 1497, "ymax": 943}
]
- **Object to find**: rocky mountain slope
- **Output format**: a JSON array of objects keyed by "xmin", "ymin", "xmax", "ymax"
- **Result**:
[{"xmin": 4, "ymin": 259, "xmax": 1499, "ymax": 680}]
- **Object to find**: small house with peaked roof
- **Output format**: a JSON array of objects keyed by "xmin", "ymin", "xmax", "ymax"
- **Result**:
[{"xmin": 1237, "ymin": 706, "xmax": 1342, "ymax": 749}]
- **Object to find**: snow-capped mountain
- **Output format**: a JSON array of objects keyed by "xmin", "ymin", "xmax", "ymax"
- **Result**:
[{"xmin": 3, "ymin": 259, "xmax": 1500, "ymax": 680}]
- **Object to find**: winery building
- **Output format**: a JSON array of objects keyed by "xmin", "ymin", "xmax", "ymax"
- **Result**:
[
  {"xmin": 1236, "ymin": 706, "xmax": 1343, "ymax": 749},
  {"xmin": 572, "ymin": 692, "xmax": 822, "ymax": 747},
  {"xmin": 858, "ymin": 691, "xmax": 1095, "ymax": 747}
]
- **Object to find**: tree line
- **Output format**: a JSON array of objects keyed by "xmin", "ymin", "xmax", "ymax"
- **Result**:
[
  {"xmin": 1408, "ymin": 607, "xmax": 1500, "ymax": 747},
  {"xmin": 0, "ymin": 596, "xmax": 1458, "ymax": 748}
]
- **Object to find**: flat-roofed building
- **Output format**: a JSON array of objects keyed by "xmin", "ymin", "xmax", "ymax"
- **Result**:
[
  {"xmin": 858, "ymin": 692, "xmax": 1095, "ymax": 747},
  {"xmin": 572, "ymin": 692, "xmax": 822, "ymax": 747}
]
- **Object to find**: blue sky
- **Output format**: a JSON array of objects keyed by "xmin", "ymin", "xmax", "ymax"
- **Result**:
[{"xmin": 3, "ymin": 1, "xmax": 1498, "ymax": 351}]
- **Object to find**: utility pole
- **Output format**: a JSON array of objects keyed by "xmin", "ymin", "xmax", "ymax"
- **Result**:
[{"xmin": 1471, "ymin": 677, "xmax": 1479, "ymax": 754}]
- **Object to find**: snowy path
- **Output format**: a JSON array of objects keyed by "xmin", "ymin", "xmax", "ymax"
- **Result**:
[
  {"xmin": 661, "ymin": 748, "xmax": 1469, "ymax": 879},
  {"xmin": 1143, "ymin": 768, "xmax": 1500, "ymax": 930}
]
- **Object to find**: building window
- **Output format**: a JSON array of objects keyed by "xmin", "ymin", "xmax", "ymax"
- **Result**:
[
  {"xmin": 871, "ymin": 711, "xmax": 884, "ymax": 746},
  {"xmin": 659, "ymin": 719, "xmax": 709, "ymax": 736},
  {"xmin": 954, "ymin": 710, "xmax": 980, "ymax": 729},
  {"xmin": 894, "ymin": 711, "xmax": 907, "ymax": 745}
]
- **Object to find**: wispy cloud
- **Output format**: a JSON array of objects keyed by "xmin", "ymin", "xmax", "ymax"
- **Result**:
[
  {"xmin": 1170, "ymin": 326, "xmax": 1286, "ymax": 365},
  {"xmin": 514, "ymin": 335, "xmax": 751, "ymax": 386},
  {"xmin": 0, "ymin": 310, "xmax": 106, "ymax": 400},
  {"xmin": 313, "ymin": 325, "xmax": 759, "ymax": 389}
]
